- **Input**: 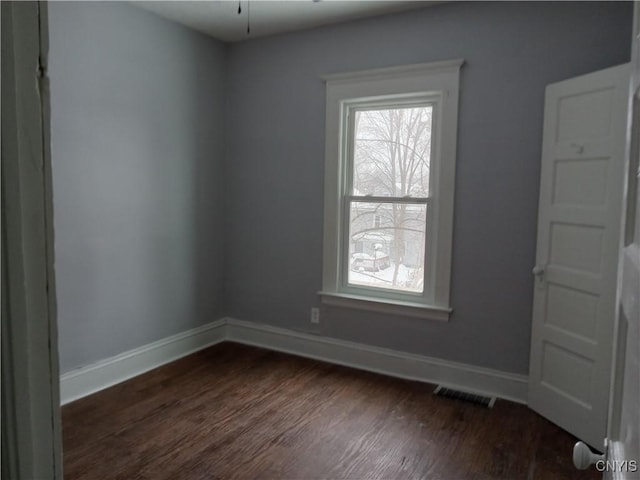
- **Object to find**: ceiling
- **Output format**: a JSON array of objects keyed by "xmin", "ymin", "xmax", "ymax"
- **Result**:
[{"xmin": 133, "ymin": 1, "xmax": 438, "ymax": 43}]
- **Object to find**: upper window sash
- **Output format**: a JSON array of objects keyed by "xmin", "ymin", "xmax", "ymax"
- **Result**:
[{"xmin": 343, "ymin": 97, "xmax": 439, "ymax": 199}]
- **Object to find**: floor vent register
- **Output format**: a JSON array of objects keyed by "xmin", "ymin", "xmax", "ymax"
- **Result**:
[{"xmin": 434, "ymin": 385, "xmax": 496, "ymax": 408}]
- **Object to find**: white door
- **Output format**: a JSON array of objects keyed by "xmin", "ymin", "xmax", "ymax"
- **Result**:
[{"xmin": 529, "ymin": 63, "xmax": 630, "ymax": 450}]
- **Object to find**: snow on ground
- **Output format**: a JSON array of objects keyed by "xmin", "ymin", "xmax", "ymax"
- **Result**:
[{"xmin": 349, "ymin": 263, "xmax": 423, "ymax": 293}]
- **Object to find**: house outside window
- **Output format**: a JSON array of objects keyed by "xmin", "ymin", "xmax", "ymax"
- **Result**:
[{"xmin": 320, "ymin": 60, "xmax": 463, "ymax": 321}]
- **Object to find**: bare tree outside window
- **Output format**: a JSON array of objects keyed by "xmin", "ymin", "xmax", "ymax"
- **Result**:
[{"xmin": 348, "ymin": 106, "xmax": 433, "ymax": 293}]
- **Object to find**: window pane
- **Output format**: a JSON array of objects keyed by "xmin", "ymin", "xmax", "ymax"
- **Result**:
[
  {"xmin": 347, "ymin": 201, "xmax": 426, "ymax": 293},
  {"xmin": 352, "ymin": 106, "xmax": 432, "ymax": 197}
]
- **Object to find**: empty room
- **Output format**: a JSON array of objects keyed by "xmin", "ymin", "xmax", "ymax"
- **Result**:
[{"xmin": 2, "ymin": 1, "xmax": 639, "ymax": 479}]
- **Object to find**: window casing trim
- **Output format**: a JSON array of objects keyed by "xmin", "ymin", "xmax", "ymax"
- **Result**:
[
  {"xmin": 321, "ymin": 60, "xmax": 463, "ymax": 320},
  {"xmin": 318, "ymin": 291, "xmax": 453, "ymax": 322}
]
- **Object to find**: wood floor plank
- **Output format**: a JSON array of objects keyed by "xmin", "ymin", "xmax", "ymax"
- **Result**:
[{"xmin": 62, "ymin": 342, "xmax": 600, "ymax": 480}]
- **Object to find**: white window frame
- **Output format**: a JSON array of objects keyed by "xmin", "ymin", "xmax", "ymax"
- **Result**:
[{"xmin": 319, "ymin": 59, "xmax": 464, "ymax": 321}]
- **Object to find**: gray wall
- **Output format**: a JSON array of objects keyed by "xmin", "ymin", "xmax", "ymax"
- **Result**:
[
  {"xmin": 224, "ymin": 1, "xmax": 633, "ymax": 374},
  {"xmin": 50, "ymin": 1, "xmax": 632, "ymax": 377},
  {"xmin": 49, "ymin": 2, "xmax": 226, "ymax": 373}
]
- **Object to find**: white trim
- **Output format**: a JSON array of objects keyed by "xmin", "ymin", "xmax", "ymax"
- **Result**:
[
  {"xmin": 605, "ymin": 440, "xmax": 638, "ymax": 480},
  {"xmin": 321, "ymin": 59, "xmax": 462, "ymax": 314},
  {"xmin": 2, "ymin": 2, "xmax": 62, "ymax": 478},
  {"xmin": 60, "ymin": 317, "xmax": 528, "ymax": 406},
  {"xmin": 59, "ymin": 320, "xmax": 226, "ymax": 405},
  {"xmin": 322, "ymin": 58, "xmax": 465, "ymax": 83},
  {"xmin": 224, "ymin": 317, "xmax": 528, "ymax": 404},
  {"xmin": 318, "ymin": 291, "xmax": 452, "ymax": 321}
]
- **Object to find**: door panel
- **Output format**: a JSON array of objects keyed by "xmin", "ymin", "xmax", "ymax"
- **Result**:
[
  {"xmin": 529, "ymin": 63, "xmax": 630, "ymax": 449},
  {"xmin": 553, "ymin": 158, "xmax": 609, "ymax": 206},
  {"xmin": 545, "ymin": 283, "xmax": 599, "ymax": 340},
  {"xmin": 557, "ymin": 88, "xmax": 614, "ymax": 141}
]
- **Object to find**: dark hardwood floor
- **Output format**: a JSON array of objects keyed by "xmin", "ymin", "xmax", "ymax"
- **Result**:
[{"xmin": 62, "ymin": 343, "xmax": 599, "ymax": 480}]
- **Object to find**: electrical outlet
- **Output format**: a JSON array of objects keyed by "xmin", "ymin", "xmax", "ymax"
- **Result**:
[{"xmin": 310, "ymin": 307, "xmax": 320, "ymax": 324}]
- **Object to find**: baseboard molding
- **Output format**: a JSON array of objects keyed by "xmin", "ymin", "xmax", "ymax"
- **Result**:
[
  {"xmin": 60, "ymin": 317, "xmax": 528, "ymax": 405},
  {"xmin": 224, "ymin": 317, "xmax": 528, "ymax": 404},
  {"xmin": 59, "ymin": 320, "xmax": 226, "ymax": 405}
]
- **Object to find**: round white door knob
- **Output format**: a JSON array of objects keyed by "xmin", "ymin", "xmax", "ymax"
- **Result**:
[
  {"xmin": 532, "ymin": 265, "xmax": 545, "ymax": 276},
  {"xmin": 573, "ymin": 441, "xmax": 604, "ymax": 470}
]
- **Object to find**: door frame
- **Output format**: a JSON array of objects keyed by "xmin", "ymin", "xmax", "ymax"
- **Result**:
[
  {"xmin": 1, "ymin": 2, "xmax": 62, "ymax": 478},
  {"xmin": 604, "ymin": 1, "xmax": 640, "ymax": 475}
]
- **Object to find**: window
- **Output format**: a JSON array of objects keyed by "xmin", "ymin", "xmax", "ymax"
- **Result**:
[{"xmin": 320, "ymin": 60, "xmax": 463, "ymax": 321}]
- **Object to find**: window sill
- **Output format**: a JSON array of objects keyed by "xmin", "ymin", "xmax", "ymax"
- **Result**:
[{"xmin": 318, "ymin": 291, "xmax": 453, "ymax": 322}]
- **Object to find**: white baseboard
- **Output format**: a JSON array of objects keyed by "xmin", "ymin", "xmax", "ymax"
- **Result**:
[
  {"xmin": 59, "ymin": 320, "xmax": 226, "ymax": 405},
  {"xmin": 60, "ymin": 317, "xmax": 528, "ymax": 405},
  {"xmin": 224, "ymin": 317, "xmax": 528, "ymax": 404}
]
